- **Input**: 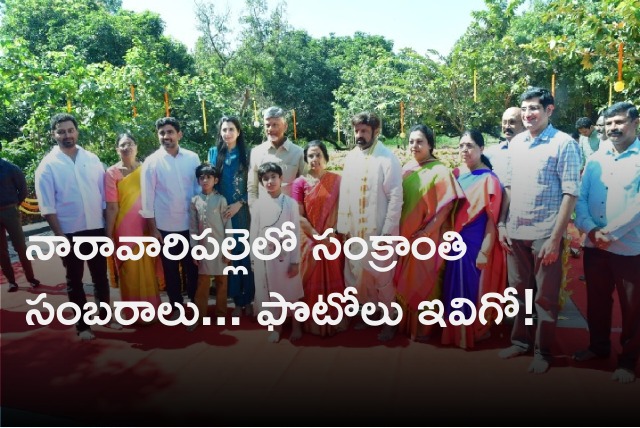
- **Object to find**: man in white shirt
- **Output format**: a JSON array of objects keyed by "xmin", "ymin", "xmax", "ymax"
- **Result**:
[
  {"xmin": 247, "ymin": 106, "xmax": 305, "ymax": 207},
  {"xmin": 35, "ymin": 113, "xmax": 114, "ymax": 341},
  {"xmin": 141, "ymin": 117, "xmax": 200, "ymax": 311},
  {"xmin": 484, "ymin": 107, "xmax": 525, "ymax": 184},
  {"xmin": 337, "ymin": 111, "xmax": 403, "ymax": 341}
]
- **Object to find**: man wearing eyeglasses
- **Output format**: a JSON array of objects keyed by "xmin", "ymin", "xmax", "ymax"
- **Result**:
[
  {"xmin": 496, "ymin": 87, "xmax": 581, "ymax": 374},
  {"xmin": 574, "ymin": 102, "xmax": 640, "ymax": 384}
]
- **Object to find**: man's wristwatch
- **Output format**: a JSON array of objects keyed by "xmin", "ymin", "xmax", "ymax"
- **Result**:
[{"xmin": 497, "ymin": 222, "xmax": 506, "ymax": 228}]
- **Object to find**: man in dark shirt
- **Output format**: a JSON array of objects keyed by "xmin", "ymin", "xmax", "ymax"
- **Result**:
[{"xmin": 0, "ymin": 142, "xmax": 40, "ymax": 291}]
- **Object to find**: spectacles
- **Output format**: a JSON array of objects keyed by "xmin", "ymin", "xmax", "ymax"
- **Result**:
[{"xmin": 520, "ymin": 105, "xmax": 543, "ymax": 113}]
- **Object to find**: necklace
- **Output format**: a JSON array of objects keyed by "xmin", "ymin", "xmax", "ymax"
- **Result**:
[
  {"xmin": 418, "ymin": 156, "xmax": 436, "ymax": 166},
  {"xmin": 307, "ymin": 170, "xmax": 326, "ymax": 184},
  {"xmin": 119, "ymin": 161, "xmax": 139, "ymax": 176},
  {"xmin": 262, "ymin": 194, "xmax": 285, "ymax": 230}
]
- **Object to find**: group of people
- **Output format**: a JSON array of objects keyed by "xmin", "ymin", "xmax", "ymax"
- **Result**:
[
  {"xmin": 487, "ymin": 90, "xmax": 639, "ymax": 384},
  {"xmin": 2, "ymin": 86, "xmax": 638, "ymax": 383}
]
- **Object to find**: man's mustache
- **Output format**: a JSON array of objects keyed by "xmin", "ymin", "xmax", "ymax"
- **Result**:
[
  {"xmin": 608, "ymin": 131, "xmax": 622, "ymax": 137},
  {"xmin": 356, "ymin": 138, "xmax": 367, "ymax": 144}
]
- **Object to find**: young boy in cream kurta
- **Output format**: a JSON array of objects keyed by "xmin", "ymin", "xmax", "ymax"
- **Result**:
[
  {"xmin": 251, "ymin": 162, "xmax": 304, "ymax": 343},
  {"xmin": 189, "ymin": 164, "xmax": 231, "ymax": 331}
]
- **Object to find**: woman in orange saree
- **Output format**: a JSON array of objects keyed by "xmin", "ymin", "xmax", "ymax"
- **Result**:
[
  {"xmin": 105, "ymin": 133, "xmax": 163, "ymax": 316},
  {"xmin": 292, "ymin": 140, "xmax": 346, "ymax": 336},
  {"xmin": 440, "ymin": 130, "xmax": 506, "ymax": 349},
  {"xmin": 394, "ymin": 125, "xmax": 465, "ymax": 341}
]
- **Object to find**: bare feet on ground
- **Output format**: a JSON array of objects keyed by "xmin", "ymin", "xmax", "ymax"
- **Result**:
[{"xmin": 612, "ymin": 368, "xmax": 636, "ymax": 384}]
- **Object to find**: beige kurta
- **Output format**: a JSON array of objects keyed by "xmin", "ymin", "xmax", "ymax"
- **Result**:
[
  {"xmin": 189, "ymin": 192, "xmax": 232, "ymax": 275},
  {"xmin": 250, "ymin": 193, "xmax": 304, "ymax": 314},
  {"xmin": 336, "ymin": 141, "xmax": 403, "ymax": 305}
]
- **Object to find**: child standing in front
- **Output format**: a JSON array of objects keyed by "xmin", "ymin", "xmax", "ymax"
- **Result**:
[
  {"xmin": 189, "ymin": 163, "xmax": 231, "ymax": 332},
  {"xmin": 251, "ymin": 162, "xmax": 304, "ymax": 343}
]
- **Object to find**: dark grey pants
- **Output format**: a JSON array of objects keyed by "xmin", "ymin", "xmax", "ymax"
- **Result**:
[
  {"xmin": 583, "ymin": 247, "xmax": 640, "ymax": 370},
  {"xmin": 0, "ymin": 205, "xmax": 36, "ymax": 284},
  {"xmin": 62, "ymin": 228, "xmax": 110, "ymax": 332},
  {"xmin": 507, "ymin": 237, "xmax": 564, "ymax": 360}
]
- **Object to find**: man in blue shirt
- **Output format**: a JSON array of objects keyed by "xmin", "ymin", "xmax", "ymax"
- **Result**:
[
  {"xmin": 574, "ymin": 102, "xmax": 640, "ymax": 384},
  {"xmin": 497, "ymin": 87, "xmax": 581, "ymax": 374}
]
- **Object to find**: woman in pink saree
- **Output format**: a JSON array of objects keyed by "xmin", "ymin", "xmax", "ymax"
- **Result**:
[
  {"xmin": 292, "ymin": 140, "xmax": 346, "ymax": 336},
  {"xmin": 105, "ymin": 133, "xmax": 162, "ymax": 314}
]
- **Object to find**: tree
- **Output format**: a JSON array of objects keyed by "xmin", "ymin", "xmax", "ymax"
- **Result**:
[
  {"xmin": 432, "ymin": 0, "xmax": 529, "ymax": 135},
  {"xmin": 193, "ymin": 0, "xmax": 235, "ymax": 75},
  {"xmin": 263, "ymin": 30, "xmax": 340, "ymax": 141},
  {"xmin": 532, "ymin": 0, "xmax": 640, "ymax": 114},
  {"xmin": 0, "ymin": 0, "xmax": 193, "ymax": 72},
  {"xmin": 333, "ymin": 46, "xmax": 439, "ymax": 145}
]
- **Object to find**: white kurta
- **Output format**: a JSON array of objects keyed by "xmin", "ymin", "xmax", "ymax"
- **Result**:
[
  {"xmin": 250, "ymin": 193, "xmax": 304, "ymax": 314},
  {"xmin": 336, "ymin": 141, "xmax": 403, "ymax": 304}
]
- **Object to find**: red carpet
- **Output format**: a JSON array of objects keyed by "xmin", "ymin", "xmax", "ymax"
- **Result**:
[{"xmin": 2, "ymin": 252, "xmax": 639, "ymax": 427}]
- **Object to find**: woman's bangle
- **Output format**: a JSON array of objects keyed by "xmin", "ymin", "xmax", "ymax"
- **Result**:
[{"xmin": 497, "ymin": 222, "xmax": 506, "ymax": 228}]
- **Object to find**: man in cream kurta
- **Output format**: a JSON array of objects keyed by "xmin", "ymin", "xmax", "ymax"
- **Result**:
[
  {"xmin": 337, "ymin": 112, "xmax": 403, "ymax": 341},
  {"xmin": 247, "ymin": 106, "xmax": 305, "ymax": 207}
]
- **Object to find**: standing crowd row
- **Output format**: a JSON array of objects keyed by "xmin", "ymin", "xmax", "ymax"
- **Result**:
[{"xmin": 1, "ymin": 87, "xmax": 638, "ymax": 383}]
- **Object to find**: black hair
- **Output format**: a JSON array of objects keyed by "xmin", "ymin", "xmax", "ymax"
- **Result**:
[
  {"xmin": 351, "ymin": 111, "xmax": 381, "ymax": 131},
  {"xmin": 257, "ymin": 162, "xmax": 283, "ymax": 181},
  {"xmin": 520, "ymin": 87, "xmax": 554, "ymax": 109},
  {"xmin": 195, "ymin": 163, "xmax": 220, "ymax": 179},
  {"xmin": 155, "ymin": 117, "xmax": 181, "ymax": 132},
  {"xmin": 604, "ymin": 102, "xmax": 639, "ymax": 121},
  {"xmin": 214, "ymin": 116, "xmax": 248, "ymax": 173},
  {"xmin": 50, "ymin": 113, "xmax": 78, "ymax": 131},
  {"xmin": 409, "ymin": 124, "xmax": 436, "ymax": 155},
  {"xmin": 116, "ymin": 132, "xmax": 137, "ymax": 146},
  {"xmin": 461, "ymin": 129, "xmax": 493, "ymax": 171},
  {"xmin": 303, "ymin": 140, "xmax": 329, "ymax": 163},
  {"xmin": 575, "ymin": 117, "xmax": 593, "ymax": 130}
]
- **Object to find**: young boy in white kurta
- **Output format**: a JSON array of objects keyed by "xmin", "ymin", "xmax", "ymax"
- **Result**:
[
  {"xmin": 189, "ymin": 164, "xmax": 232, "ymax": 331},
  {"xmin": 251, "ymin": 162, "xmax": 304, "ymax": 343}
]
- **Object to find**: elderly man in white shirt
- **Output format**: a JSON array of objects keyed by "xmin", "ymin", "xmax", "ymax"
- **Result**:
[
  {"xmin": 141, "ymin": 117, "xmax": 200, "ymax": 311},
  {"xmin": 247, "ymin": 106, "xmax": 305, "ymax": 207},
  {"xmin": 484, "ymin": 107, "xmax": 525, "ymax": 184},
  {"xmin": 35, "ymin": 113, "xmax": 115, "ymax": 341}
]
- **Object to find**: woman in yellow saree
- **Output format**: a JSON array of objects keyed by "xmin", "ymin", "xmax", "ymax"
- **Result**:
[
  {"xmin": 105, "ymin": 133, "xmax": 163, "ymax": 315},
  {"xmin": 394, "ymin": 125, "xmax": 465, "ymax": 341}
]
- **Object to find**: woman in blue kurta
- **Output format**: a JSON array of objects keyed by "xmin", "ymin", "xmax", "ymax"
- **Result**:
[
  {"xmin": 208, "ymin": 116, "xmax": 255, "ymax": 317},
  {"xmin": 441, "ymin": 130, "xmax": 506, "ymax": 349}
]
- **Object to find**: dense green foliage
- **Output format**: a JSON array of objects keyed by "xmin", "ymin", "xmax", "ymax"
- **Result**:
[{"xmin": 1, "ymin": 0, "xmax": 638, "ymax": 190}]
